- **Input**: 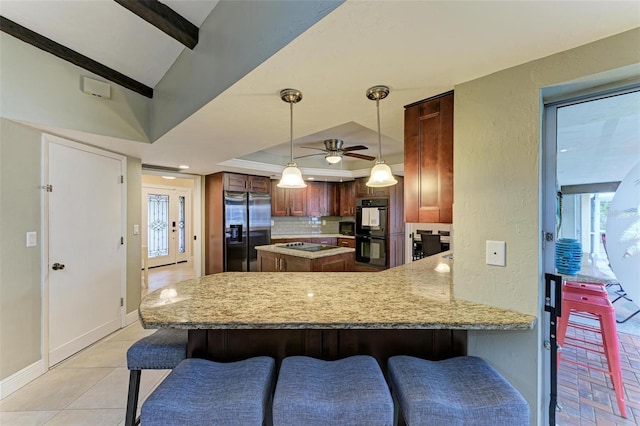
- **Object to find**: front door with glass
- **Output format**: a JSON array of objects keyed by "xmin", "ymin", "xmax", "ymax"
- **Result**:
[{"xmin": 143, "ymin": 187, "xmax": 190, "ymax": 268}]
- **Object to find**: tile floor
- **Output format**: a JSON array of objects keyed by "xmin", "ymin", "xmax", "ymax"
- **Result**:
[{"xmin": 0, "ymin": 262, "xmax": 194, "ymax": 426}]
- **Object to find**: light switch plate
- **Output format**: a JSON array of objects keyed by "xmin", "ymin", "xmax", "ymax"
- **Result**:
[
  {"xmin": 133, "ymin": 224, "xmax": 140, "ymax": 235},
  {"xmin": 486, "ymin": 240, "xmax": 506, "ymax": 266},
  {"xmin": 26, "ymin": 231, "xmax": 37, "ymax": 247}
]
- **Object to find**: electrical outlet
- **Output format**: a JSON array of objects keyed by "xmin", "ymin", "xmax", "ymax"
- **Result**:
[{"xmin": 486, "ymin": 240, "xmax": 506, "ymax": 266}]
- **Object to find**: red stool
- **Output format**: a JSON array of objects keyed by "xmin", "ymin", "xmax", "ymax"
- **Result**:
[
  {"xmin": 563, "ymin": 280, "xmax": 608, "ymax": 298},
  {"xmin": 557, "ymin": 291, "xmax": 627, "ymax": 418}
]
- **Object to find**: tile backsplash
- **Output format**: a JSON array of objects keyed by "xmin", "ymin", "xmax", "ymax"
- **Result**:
[{"xmin": 272, "ymin": 216, "xmax": 352, "ymax": 235}]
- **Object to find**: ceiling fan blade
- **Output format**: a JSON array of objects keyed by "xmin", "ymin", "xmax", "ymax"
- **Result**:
[
  {"xmin": 294, "ymin": 153, "xmax": 324, "ymax": 159},
  {"xmin": 344, "ymin": 152, "xmax": 376, "ymax": 161},
  {"xmin": 342, "ymin": 145, "xmax": 369, "ymax": 152},
  {"xmin": 300, "ymin": 146, "xmax": 326, "ymax": 151}
]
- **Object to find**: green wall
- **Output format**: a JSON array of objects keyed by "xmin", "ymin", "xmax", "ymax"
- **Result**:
[
  {"xmin": 0, "ymin": 119, "xmax": 43, "ymax": 378},
  {"xmin": 0, "ymin": 119, "xmax": 143, "ymax": 381}
]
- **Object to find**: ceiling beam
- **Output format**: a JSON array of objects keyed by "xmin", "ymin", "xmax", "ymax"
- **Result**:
[
  {"xmin": 113, "ymin": 0, "xmax": 198, "ymax": 49},
  {"xmin": 0, "ymin": 16, "xmax": 153, "ymax": 98}
]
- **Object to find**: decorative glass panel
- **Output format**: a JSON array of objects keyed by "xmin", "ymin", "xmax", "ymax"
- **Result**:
[
  {"xmin": 178, "ymin": 196, "xmax": 186, "ymax": 254},
  {"xmin": 148, "ymin": 194, "xmax": 169, "ymax": 258}
]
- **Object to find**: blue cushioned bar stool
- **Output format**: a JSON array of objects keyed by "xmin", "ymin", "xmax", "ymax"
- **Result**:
[
  {"xmin": 272, "ymin": 355, "xmax": 394, "ymax": 426},
  {"xmin": 125, "ymin": 329, "xmax": 188, "ymax": 426},
  {"xmin": 141, "ymin": 357, "xmax": 276, "ymax": 426},
  {"xmin": 388, "ymin": 356, "xmax": 529, "ymax": 426}
]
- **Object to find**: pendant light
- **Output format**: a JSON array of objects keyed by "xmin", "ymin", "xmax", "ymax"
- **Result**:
[
  {"xmin": 278, "ymin": 88, "xmax": 307, "ymax": 188},
  {"xmin": 365, "ymin": 85, "xmax": 397, "ymax": 188}
]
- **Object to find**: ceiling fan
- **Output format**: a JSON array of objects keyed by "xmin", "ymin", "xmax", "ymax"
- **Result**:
[{"xmin": 294, "ymin": 139, "xmax": 376, "ymax": 164}]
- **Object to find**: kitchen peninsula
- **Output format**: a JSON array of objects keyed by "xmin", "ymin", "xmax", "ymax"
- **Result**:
[
  {"xmin": 255, "ymin": 242, "xmax": 355, "ymax": 272},
  {"xmin": 139, "ymin": 253, "xmax": 536, "ymax": 368}
]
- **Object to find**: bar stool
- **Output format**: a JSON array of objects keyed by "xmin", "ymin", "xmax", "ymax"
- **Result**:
[
  {"xmin": 563, "ymin": 280, "xmax": 608, "ymax": 298},
  {"xmin": 387, "ymin": 355, "xmax": 529, "ymax": 425},
  {"xmin": 272, "ymin": 355, "xmax": 394, "ymax": 426},
  {"xmin": 141, "ymin": 357, "xmax": 275, "ymax": 426},
  {"xmin": 125, "ymin": 329, "xmax": 188, "ymax": 426},
  {"xmin": 557, "ymin": 291, "xmax": 627, "ymax": 418}
]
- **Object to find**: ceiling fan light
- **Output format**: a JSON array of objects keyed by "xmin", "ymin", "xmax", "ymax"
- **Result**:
[
  {"xmin": 278, "ymin": 163, "xmax": 307, "ymax": 188},
  {"xmin": 366, "ymin": 161, "xmax": 397, "ymax": 187},
  {"xmin": 325, "ymin": 154, "xmax": 342, "ymax": 164}
]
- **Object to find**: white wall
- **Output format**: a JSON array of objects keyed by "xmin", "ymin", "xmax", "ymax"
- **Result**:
[{"xmin": 453, "ymin": 28, "xmax": 640, "ymax": 424}]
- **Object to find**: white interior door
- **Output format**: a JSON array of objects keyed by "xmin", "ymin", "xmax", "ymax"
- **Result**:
[
  {"xmin": 47, "ymin": 136, "xmax": 125, "ymax": 366},
  {"xmin": 143, "ymin": 186, "xmax": 190, "ymax": 268}
]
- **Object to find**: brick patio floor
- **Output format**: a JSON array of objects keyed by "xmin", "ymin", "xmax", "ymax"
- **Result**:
[{"xmin": 557, "ymin": 328, "xmax": 640, "ymax": 425}]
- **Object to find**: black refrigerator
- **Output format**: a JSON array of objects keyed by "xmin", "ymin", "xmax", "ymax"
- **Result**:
[{"xmin": 224, "ymin": 191, "xmax": 271, "ymax": 272}]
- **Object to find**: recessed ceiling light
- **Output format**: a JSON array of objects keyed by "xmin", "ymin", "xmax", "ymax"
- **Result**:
[
  {"xmin": 559, "ymin": 149, "xmax": 568, "ymax": 153},
  {"xmin": 162, "ymin": 176, "xmax": 176, "ymax": 180},
  {"xmin": 307, "ymin": 177, "xmax": 315, "ymax": 180},
  {"xmin": 178, "ymin": 165, "xmax": 190, "ymax": 169}
]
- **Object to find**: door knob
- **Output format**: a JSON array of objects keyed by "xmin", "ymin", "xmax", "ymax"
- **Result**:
[{"xmin": 52, "ymin": 262, "xmax": 65, "ymax": 270}]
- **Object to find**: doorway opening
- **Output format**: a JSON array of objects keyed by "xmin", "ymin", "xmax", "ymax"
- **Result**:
[{"xmin": 544, "ymin": 86, "xmax": 640, "ymax": 423}]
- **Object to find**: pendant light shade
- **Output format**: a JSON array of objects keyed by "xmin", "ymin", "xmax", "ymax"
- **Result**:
[
  {"xmin": 365, "ymin": 85, "xmax": 397, "ymax": 188},
  {"xmin": 278, "ymin": 88, "xmax": 306, "ymax": 188}
]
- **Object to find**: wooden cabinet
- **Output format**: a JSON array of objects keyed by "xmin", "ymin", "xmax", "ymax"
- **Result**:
[
  {"xmin": 355, "ymin": 177, "xmax": 389, "ymax": 198},
  {"xmin": 224, "ymin": 173, "xmax": 270, "ymax": 193},
  {"xmin": 337, "ymin": 238, "xmax": 355, "ymax": 248},
  {"xmin": 339, "ymin": 181, "xmax": 356, "ymax": 216},
  {"xmin": 257, "ymin": 250, "xmax": 355, "ymax": 272},
  {"xmin": 327, "ymin": 183, "xmax": 340, "ymax": 216},
  {"xmin": 271, "ymin": 180, "xmax": 307, "ymax": 216},
  {"xmin": 306, "ymin": 182, "xmax": 329, "ymax": 217},
  {"xmin": 404, "ymin": 91, "xmax": 454, "ymax": 223}
]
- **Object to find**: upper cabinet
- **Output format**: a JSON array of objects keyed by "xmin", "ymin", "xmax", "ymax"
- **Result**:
[
  {"xmin": 271, "ymin": 180, "xmax": 307, "ymax": 217},
  {"xmin": 224, "ymin": 173, "xmax": 270, "ymax": 193},
  {"xmin": 306, "ymin": 182, "xmax": 329, "ymax": 217},
  {"xmin": 355, "ymin": 177, "xmax": 389, "ymax": 198},
  {"xmin": 339, "ymin": 181, "xmax": 356, "ymax": 216},
  {"xmin": 404, "ymin": 91, "xmax": 454, "ymax": 223}
]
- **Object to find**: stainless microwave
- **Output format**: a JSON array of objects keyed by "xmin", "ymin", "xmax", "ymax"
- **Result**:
[{"xmin": 339, "ymin": 221, "xmax": 355, "ymax": 236}]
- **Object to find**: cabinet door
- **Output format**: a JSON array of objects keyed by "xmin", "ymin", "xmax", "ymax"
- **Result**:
[
  {"xmin": 306, "ymin": 182, "xmax": 328, "ymax": 217},
  {"xmin": 248, "ymin": 176, "xmax": 271, "ymax": 193},
  {"xmin": 271, "ymin": 181, "xmax": 289, "ymax": 216},
  {"xmin": 388, "ymin": 233, "xmax": 405, "ymax": 268},
  {"xmin": 404, "ymin": 92, "xmax": 453, "ymax": 223},
  {"xmin": 224, "ymin": 173, "xmax": 248, "ymax": 192},
  {"xmin": 281, "ymin": 254, "xmax": 310, "ymax": 272},
  {"xmin": 288, "ymin": 187, "xmax": 307, "ymax": 216},
  {"xmin": 257, "ymin": 251, "xmax": 279, "ymax": 272},
  {"xmin": 339, "ymin": 182, "xmax": 356, "ymax": 216},
  {"xmin": 327, "ymin": 183, "xmax": 340, "ymax": 216}
]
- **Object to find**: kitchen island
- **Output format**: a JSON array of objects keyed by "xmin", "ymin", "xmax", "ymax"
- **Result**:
[
  {"xmin": 255, "ymin": 242, "xmax": 355, "ymax": 272},
  {"xmin": 139, "ymin": 252, "xmax": 536, "ymax": 368}
]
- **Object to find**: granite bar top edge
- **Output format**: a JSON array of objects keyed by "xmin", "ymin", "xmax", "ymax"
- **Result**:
[{"xmin": 139, "ymin": 251, "xmax": 537, "ymax": 331}]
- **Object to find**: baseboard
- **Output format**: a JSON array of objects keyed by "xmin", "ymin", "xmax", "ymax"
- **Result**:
[
  {"xmin": 126, "ymin": 310, "xmax": 139, "ymax": 326},
  {"xmin": 0, "ymin": 359, "xmax": 46, "ymax": 400}
]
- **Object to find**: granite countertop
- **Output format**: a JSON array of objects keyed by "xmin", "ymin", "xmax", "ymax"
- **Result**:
[
  {"xmin": 271, "ymin": 234, "xmax": 355, "ymax": 239},
  {"xmin": 139, "ymin": 252, "xmax": 537, "ymax": 331},
  {"xmin": 255, "ymin": 243, "xmax": 355, "ymax": 259}
]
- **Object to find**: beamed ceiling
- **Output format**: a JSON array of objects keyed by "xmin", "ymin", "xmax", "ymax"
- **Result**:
[{"xmin": 1, "ymin": 1, "xmax": 639, "ymax": 183}]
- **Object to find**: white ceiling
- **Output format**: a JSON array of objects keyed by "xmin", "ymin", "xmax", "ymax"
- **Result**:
[{"xmin": 2, "ymin": 1, "xmax": 639, "ymax": 182}]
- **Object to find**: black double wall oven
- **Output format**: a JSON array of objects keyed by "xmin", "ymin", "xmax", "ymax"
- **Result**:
[{"xmin": 355, "ymin": 198, "xmax": 388, "ymax": 268}]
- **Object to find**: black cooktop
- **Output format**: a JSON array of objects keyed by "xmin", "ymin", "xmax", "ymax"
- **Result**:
[{"xmin": 280, "ymin": 242, "xmax": 338, "ymax": 252}]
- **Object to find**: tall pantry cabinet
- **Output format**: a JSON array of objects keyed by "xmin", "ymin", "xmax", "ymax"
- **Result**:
[{"xmin": 404, "ymin": 91, "xmax": 454, "ymax": 224}]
